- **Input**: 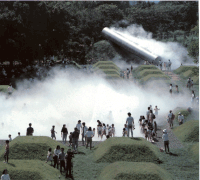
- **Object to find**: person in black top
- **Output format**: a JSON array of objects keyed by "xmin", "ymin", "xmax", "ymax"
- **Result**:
[
  {"xmin": 72, "ymin": 128, "xmax": 79, "ymax": 152},
  {"xmin": 65, "ymin": 149, "xmax": 74, "ymax": 178},
  {"xmin": 61, "ymin": 124, "xmax": 68, "ymax": 144},
  {"xmin": 26, "ymin": 123, "xmax": 34, "ymax": 136}
]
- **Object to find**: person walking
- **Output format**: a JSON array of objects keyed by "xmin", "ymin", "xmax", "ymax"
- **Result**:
[
  {"xmin": 126, "ymin": 112, "xmax": 134, "ymax": 138},
  {"xmin": 168, "ymin": 59, "xmax": 172, "ymax": 71},
  {"xmin": 159, "ymin": 60, "xmax": 162, "ymax": 70},
  {"xmin": 65, "ymin": 149, "xmax": 74, "ymax": 178},
  {"xmin": 3, "ymin": 140, "xmax": 9, "ymax": 164},
  {"xmin": 162, "ymin": 129, "xmax": 170, "ymax": 153},
  {"xmin": 191, "ymin": 90, "xmax": 195, "ymax": 106},
  {"xmin": 168, "ymin": 110, "xmax": 174, "ymax": 129},
  {"xmin": 82, "ymin": 122, "xmax": 88, "ymax": 146},
  {"xmin": 51, "ymin": 126, "xmax": 57, "ymax": 140},
  {"xmin": 85, "ymin": 127, "xmax": 94, "ymax": 150},
  {"xmin": 127, "ymin": 68, "xmax": 130, "ymax": 79},
  {"xmin": 61, "ymin": 124, "xmax": 68, "ymax": 144},
  {"xmin": 169, "ymin": 84, "xmax": 173, "ymax": 96},
  {"xmin": 26, "ymin": 123, "xmax": 34, "ymax": 136}
]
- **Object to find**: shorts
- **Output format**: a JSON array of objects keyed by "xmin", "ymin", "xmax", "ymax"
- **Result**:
[
  {"xmin": 51, "ymin": 133, "xmax": 56, "ymax": 138},
  {"xmin": 4, "ymin": 150, "xmax": 9, "ymax": 156},
  {"xmin": 98, "ymin": 131, "xmax": 102, "ymax": 135},
  {"xmin": 169, "ymin": 89, "xmax": 172, "ymax": 93}
]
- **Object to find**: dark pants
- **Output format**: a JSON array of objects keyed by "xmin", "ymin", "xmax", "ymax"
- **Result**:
[
  {"xmin": 4, "ymin": 151, "xmax": 9, "ymax": 163},
  {"xmin": 60, "ymin": 160, "xmax": 65, "ymax": 173},
  {"xmin": 53, "ymin": 156, "xmax": 59, "ymax": 169},
  {"xmin": 86, "ymin": 137, "xmax": 92, "ymax": 149},
  {"xmin": 164, "ymin": 141, "xmax": 169, "ymax": 152},
  {"xmin": 66, "ymin": 162, "xmax": 72, "ymax": 177},
  {"xmin": 72, "ymin": 138, "xmax": 78, "ymax": 151}
]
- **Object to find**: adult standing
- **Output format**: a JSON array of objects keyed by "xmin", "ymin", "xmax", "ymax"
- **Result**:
[
  {"xmin": 26, "ymin": 123, "xmax": 34, "ymax": 136},
  {"xmin": 58, "ymin": 148, "xmax": 66, "ymax": 174},
  {"xmin": 154, "ymin": 106, "xmax": 160, "ymax": 116},
  {"xmin": 1, "ymin": 169, "xmax": 10, "ymax": 180},
  {"xmin": 82, "ymin": 122, "xmax": 88, "ymax": 146},
  {"xmin": 53, "ymin": 145, "xmax": 61, "ymax": 169},
  {"xmin": 65, "ymin": 149, "xmax": 74, "ymax": 178},
  {"xmin": 168, "ymin": 59, "xmax": 172, "ymax": 71},
  {"xmin": 162, "ymin": 129, "xmax": 170, "ymax": 153},
  {"xmin": 76, "ymin": 120, "xmax": 82, "ymax": 139},
  {"xmin": 168, "ymin": 110, "xmax": 174, "ymax": 129},
  {"xmin": 85, "ymin": 127, "xmax": 94, "ymax": 150},
  {"xmin": 72, "ymin": 128, "xmax": 79, "ymax": 152},
  {"xmin": 187, "ymin": 77, "xmax": 192, "ymax": 89},
  {"xmin": 61, "ymin": 124, "xmax": 68, "ymax": 144},
  {"xmin": 51, "ymin": 125, "xmax": 57, "ymax": 140},
  {"xmin": 159, "ymin": 60, "xmax": 162, "ymax": 70},
  {"xmin": 146, "ymin": 107, "xmax": 150, "ymax": 121},
  {"xmin": 126, "ymin": 68, "xmax": 130, "ymax": 79},
  {"xmin": 126, "ymin": 112, "xmax": 134, "ymax": 138}
]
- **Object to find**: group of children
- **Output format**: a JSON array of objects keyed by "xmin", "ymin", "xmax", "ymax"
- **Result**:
[{"xmin": 97, "ymin": 120, "xmax": 115, "ymax": 139}]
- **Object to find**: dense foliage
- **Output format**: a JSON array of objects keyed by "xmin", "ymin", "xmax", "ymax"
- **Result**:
[{"xmin": 0, "ymin": 1, "xmax": 198, "ymax": 65}]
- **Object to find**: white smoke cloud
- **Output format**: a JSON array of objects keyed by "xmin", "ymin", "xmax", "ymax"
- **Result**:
[
  {"xmin": 110, "ymin": 24, "xmax": 195, "ymax": 69},
  {"xmin": 0, "ymin": 66, "xmax": 192, "ymax": 141}
]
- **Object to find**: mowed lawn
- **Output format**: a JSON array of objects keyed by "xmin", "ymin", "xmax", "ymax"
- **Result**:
[{"xmin": 0, "ymin": 136, "xmax": 199, "ymax": 180}]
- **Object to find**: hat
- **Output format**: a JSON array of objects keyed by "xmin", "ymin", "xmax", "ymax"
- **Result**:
[{"xmin": 163, "ymin": 129, "xmax": 167, "ymax": 133}]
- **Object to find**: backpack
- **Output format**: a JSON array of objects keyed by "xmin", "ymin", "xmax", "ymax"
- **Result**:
[{"xmin": 172, "ymin": 113, "xmax": 175, "ymax": 120}]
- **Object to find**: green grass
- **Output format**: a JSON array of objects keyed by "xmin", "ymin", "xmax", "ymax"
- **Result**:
[
  {"xmin": 192, "ymin": 76, "xmax": 199, "ymax": 85},
  {"xmin": 0, "ymin": 160, "xmax": 68, "ymax": 180},
  {"xmin": 173, "ymin": 108, "xmax": 190, "ymax": 124},
  {"xmin": 173, "ymin": 120, "xmax": 199, "ymax": 142},
  {"xmin": 182, "ymin": 70, "xmax": 195, "ymax": 78},
  {"xmin": 0, "ymin": 136, "xmax": 67, "ymax": 161},
  {"xmin": 132, "ymin": 65, "xmax": 158, "ymax": 74},
  {"xmin": 93, "ymin": 61, "xmax": 121, "ymax": 71},
  {"xmin": 94, "ymin": 137, "xmax": 161, "ymax": 163},
  {"xmin": 174, "ymin": 66, "xmax": 199, "ymax": 76},
  {"xmin": 137, "ymin": 69, "xmax": 164, "ymax": 79},
  {"xmin": 0, "ymin": 85, "xmax": 15, "ymax": 93},
  {"xmin": 98, "ymin": 161, "xmax": 172, "ymax": 180},
  {"xmin": 188, "ymin": 143, "xmax": 199, "ymax": 163}
]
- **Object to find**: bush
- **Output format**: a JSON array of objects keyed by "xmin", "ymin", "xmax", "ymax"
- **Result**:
[
  {"xmin": 173, "ymin": 120, "xmax": 199, "ymax": 142},
  {"xmin": 98, "ymin": 161, "xmax": 172, "ymax": 180}
]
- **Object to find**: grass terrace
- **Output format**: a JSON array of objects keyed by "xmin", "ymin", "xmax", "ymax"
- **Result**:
[
  {"xmin": 93, "ymin": 137, "xmax": 161, "ymax": 163},
  {"xmin": 0, "ymin": 85, "xmax": 15, "ymax": 93},
  {"xmin": 140, "ymin": 74, "xmax": 170, "ymax": 84},
  {"xmin": 173, "ymin": 66, "xmax": 199, "ymax": 76},
  {"xmin": 98, "ymin": 161, "xmax": 172, "ymax": 180},
  {"xmin": 188, "ymin": 142, "xmax": 199, "ymax": 163},
  {"xmin": 173, "ymin": 120, "xmax": 199, "ymax": 142}
]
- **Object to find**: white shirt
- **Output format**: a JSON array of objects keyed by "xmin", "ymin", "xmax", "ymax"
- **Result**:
[
  {"xmin": 170, "ymin": 86, "xmax": 172, "ymax": 90},
  {"xmin": 168, "ymin": 113, "xmax": 172, "ymax": 118},
  {"xmin": 178, "ymin": 115, "xmax": 184, "ymax": 122},
  {"xmin": 54, "ymin": 149, "xmax": 61, "ymax": 156},
  {"xmin": 85, "ymin": 131, "xmax": 94, "ymax": 137},
  {"xmin": 1, "ymin": 174, "xmax": 10, "ymax": 180},
  {"xmin": 76, "ymin": 123, "xmax": 82, "ymax": 130},
  {"xmin": 111, "ymin": 127, "xmax": 115, "ymax": 133},
  {"xmin": 162, "ymin": 133, "xmax": 169, "ymax": 141},
  {"xmin": 146, "ymin": 110, "xmax": 150, "ymax": 116}
]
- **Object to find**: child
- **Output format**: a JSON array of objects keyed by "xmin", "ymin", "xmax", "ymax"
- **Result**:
[
  {"xmin": 144, "ymin": 129, "xmax": 148, "ymax": 140},
  {"xmin": 50, "ymin": 125, "xmax": 57, "ymax": 140},
  {"xmin": 4, "ymin": 140, "xmax": 9, "ymax": 163},
  {"xmin": 111, "ymin": 124, "xmax": 115, "ymax": 137},
  {"xmin": 18, "ymin": 132, "xmax": 20, "ymax": 136},
  {"xmin": 154, "ymin": 121, "xmax": 157, "ymax": 137},
  {"xmin": 8, "ymin": 134, "xmax": 12, "ymax": 142},
  {"xmin": 147, "ymin": 128, "xmax": 152, "ymax": 142},
  {"xmin": 68, "ymin": 132, "xmax": 72, "ymax": 147},
  {"xmin": 106, "ymin": 124, "xmax": 110, "ymax": 135},
  {"xmin": 97, "ymin": 125, "xmax": 100, "ymax": 138},
  {"xmin": 93, "ymin": 128, "xmax": 95, "ymax": 137},
  {"xmin": 169, "ymin": 84, "xmax": 172, "ymax": 96},
  {"xmin": 102, "ymin": 124, "xmax": 106, "ymax": 138},
  {"xmin": 46, "ymin": 148, "xmax": 53, "ymax": 165},
  {"xmin": 98, "ymin": 124, "xmax": 103, "ymax": 139}
]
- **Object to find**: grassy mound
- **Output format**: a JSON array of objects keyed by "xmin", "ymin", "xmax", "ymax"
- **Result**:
[
  {"xmin": 0, "ymin": 85, "xmax": 15, "ymax": 93},
  {"xmin": 182, "ymin": 70, "xmax": 195, "ymax": 78},
  {"xmin": 174, "ymin": 66, "xmax": 199, "ymax": 76},
  {"xmin": 0, "ymin": 160, "xmax": 66, "ymax": 180},
  {"xmin": 0, "ymin": 136, "xmax": 67, "ymax": 160},
  {"xmin": 133, "ymin": 65, "xmax": 158, "ymax": 74},
  {"xmin": 192, "ymin": 76, "xmax": 199, "ymax": 85},
  {"xmin": 173, "ymin": 120, "xmax": 199, "ymax": 142},
  {"xmin": 140, "ymin": 74, "xmax": 170, "ymax": 83},
  {"xmin": 98, "ymin": 161, "xmax": 172, "ymax": 180},
  {"xmin": 94, "ymin": 137, "xmax": 161, "ymax": 163},
  {"xmin": 188, "ymin": 143, "xmax": 199, "ymax": 163},
  {"xmin": 137, "ymin": 69, "xmax": 164, "ymax": 78}
]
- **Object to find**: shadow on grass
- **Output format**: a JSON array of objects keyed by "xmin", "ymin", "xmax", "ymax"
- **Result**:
[
  {"xmin": 76, "ymin": 151, "xmax": 86, "ymax": 155},
  {"xmin": 130, "ymin": 137, "xmax": 142, "ymax": 141},
  {"xmin": 168, "ymin": 152, "xmax": 178, "ymax": 156},
  {"xmin": 8, "ymin": 163, "xmax": 16, "ymax": 167}
]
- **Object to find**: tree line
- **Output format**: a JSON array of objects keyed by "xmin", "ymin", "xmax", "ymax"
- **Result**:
[{"xmin": 0, "ymin": 1, "xmax": 198, "ymax": 66}]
